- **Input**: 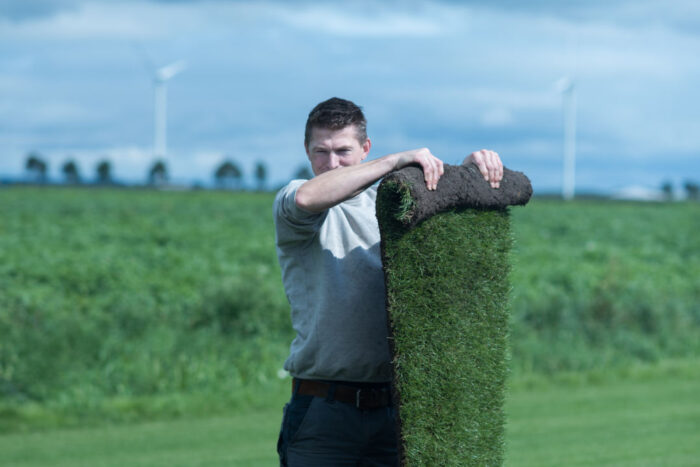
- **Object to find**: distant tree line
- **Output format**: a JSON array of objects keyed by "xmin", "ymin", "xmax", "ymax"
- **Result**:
[
  {"xmin": 660, "ymin": 179, "xmax": 699, "ymax": 201},
  {"xmin": 25, "ymin": 152, "xmax": 49, "ymax": 183},
  {"xmin": 25, "ymin": 152, "xmax": 116, "ymax": 186},
  {"xmin": 18, "ymin": 152, "xmax": 315, "ymax": 191},
  {"xmin": 20, "ymin": 152, "xmax": 700, "ymax": 199}
]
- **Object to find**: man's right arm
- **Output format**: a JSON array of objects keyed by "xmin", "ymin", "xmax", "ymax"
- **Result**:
[{"xmin": 295, "ymin": 148, "xmax": 445, "ymax": 213}]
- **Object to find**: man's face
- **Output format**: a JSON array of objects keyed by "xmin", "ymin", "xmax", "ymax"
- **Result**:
[{"xmin": 305, "ymin": 125, "xmax": 371, "ymax": 176}]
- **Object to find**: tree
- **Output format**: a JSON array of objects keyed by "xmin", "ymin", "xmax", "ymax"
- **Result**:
[
  {"xmin": 148, "ymin": 160, "xmax": 168, "ymax": 186},
  {"xmin": 25, "ymin": 152, "xmax": 48, "ymax": 183},
  {"xmin": 62, "ymin": 159, "xmax": 80, "ymax": 184},
  {"xmin": 96, "ymin": 159, "xmax": 112, "ymax": 185},
  {"xmin": 294, "ymin": 165, "xmax": 313, "ymax": 180},
  {"xmin": 214, "ymin": 159, "xmax": 243, "ymax": 190},
  {"xmin": 660, "ymin": 180, "xmax": 673, "ymax": 201},
  {"xmin": 684, "ymin": 180, "xmax": 699, "ymax": 201},
  {"xmin": 254, "ymin": 160, "xmax": 268, "ymax": 191}
]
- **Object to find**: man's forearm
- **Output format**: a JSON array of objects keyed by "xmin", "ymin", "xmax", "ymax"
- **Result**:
[{"xmin": 295, "ymin": 155, "xmax": 400, "ymax": 213}]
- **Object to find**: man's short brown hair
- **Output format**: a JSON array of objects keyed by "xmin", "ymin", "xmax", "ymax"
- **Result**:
[{"xmin": 304, "ymin": 97, "xmax": 367, "ymax": 147}]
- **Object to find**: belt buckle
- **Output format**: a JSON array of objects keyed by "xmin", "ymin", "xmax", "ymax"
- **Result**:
[{"xmin": 355, "ymin": 388, "xmax": 377, "ymax": 409}]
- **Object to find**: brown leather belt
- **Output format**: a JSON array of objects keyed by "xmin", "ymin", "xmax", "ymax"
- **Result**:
[{"xmin": 293, "ymin": 378, "xmax": 392, "ymax": 410}]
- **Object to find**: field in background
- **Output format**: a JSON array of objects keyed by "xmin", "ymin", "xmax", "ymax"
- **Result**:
[
  {"xmin": 1, "ymin": 187, "xmax": 699, "ymax": 433},
  {"xmin": 1, "ymin": 359, "xmax": 698, "ymax": 466},
  {"xmin": 0, "ymin": 188, "xmax": 293, "ymax": 432},
  {"xmin": 509, "ymin": 199, "xmax": 700, "ymax": 374}
]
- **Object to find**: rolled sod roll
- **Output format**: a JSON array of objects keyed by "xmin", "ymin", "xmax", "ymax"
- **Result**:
[{"xmin": 376, "ymin": 162, "xmax": 532, "ymax": 466}]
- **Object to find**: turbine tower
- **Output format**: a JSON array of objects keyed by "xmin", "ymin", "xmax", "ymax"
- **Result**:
[
  {"xmin": 556, "ymin": 77, "xmax": 577, "ymax": 200},
  {"xmin": 153, "ymin": 60, "xmax": 187, "ymax": 159}
]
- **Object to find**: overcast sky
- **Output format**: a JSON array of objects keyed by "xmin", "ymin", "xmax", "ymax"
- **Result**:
[{"xmin": 1, "ymin": 0, "xmax": 698, "ymax": 192}]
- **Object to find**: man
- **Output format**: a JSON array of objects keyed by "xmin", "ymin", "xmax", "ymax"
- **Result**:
[{"xmin": 274, "ymin": 97, "xmax": 503, "ymax": 466}]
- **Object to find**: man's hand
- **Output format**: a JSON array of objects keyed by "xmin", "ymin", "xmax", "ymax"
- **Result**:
[
  {"xmin": 394, "ymin": 148, "xmax": 444, "ymax": 191},
  {"xmin": 463, "ymin": 149, "xmax": 503, "ymax": 189}
]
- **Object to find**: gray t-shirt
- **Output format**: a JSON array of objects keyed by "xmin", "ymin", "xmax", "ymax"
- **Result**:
[{"xmin": 273, "ymin": 179, "xmax": 391, "ymax": 382}]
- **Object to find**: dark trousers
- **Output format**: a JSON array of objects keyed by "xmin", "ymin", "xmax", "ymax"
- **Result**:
[{"xmin": 277, "ymin": 381, "xmax": 399, "ymax": 466}]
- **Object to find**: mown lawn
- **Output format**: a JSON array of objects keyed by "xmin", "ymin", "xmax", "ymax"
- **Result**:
[
  {"xmin": 1, "ymin": 361, "xmax": 698, "ymax": 466},
  {"xmin": 504, "ymin": 361, "xmax": 700, "ymax": 466}
]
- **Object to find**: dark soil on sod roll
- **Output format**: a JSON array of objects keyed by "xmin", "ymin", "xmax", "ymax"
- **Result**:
[
  {"xmin": 380, "ymin": 162, "xmax": 532, "ymax": 228},
  {"xmin": 376, "ymin": 163, "xmax": 532, "ymax": 466}
]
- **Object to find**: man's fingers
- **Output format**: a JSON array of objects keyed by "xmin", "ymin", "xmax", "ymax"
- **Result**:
[
  {"xmin": 430, "ymin": 156, "xmax": 445, "ymax": 190},
  {"xmin": 414, "ymin": 148, "xmax": 444, "ymax": 191},
  {"xmin": 426, "ymin": 157, "xmax": 439, "ymax": 191},
  {"xmin": 421, "ymin": 158, "xmax": 433, "ymax": 190},
  {"xmin": 490, "ymin": 153, "xmax": 502, "ymax": 188},
  {"xmin": 490, "ymin": 150, "xmax": 503, "ymax": 188},
  {"xmin": 471, "ymin": 151, "xmax": 490, "ymax": 181},
  {"xmin": 466, "ymin": 149, "xmax": 503, "ymax": 188},
  {"xmin": 488, "ymin": 160, "xmax": 497, "ymax": 185},
  {"xmin": 486, "ymin": 151, "xmax": 499, "ymax": 188}
]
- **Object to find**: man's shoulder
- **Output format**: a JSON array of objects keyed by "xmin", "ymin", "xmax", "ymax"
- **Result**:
[
  {"xmin": 273, "ymin": 179, "xmax": 328, "ymax": 236},
  {"xmin": 275, "ymin": 179, "xmax": 306, "ymax": 199},
  {"xmin": 274, "ymin": 179, "xmax": 307, "ymax": 211}
]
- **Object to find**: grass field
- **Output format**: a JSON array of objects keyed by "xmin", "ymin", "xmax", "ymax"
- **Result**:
[
  {"xmin": 1, "ymin": 187, "xmax": 699, "ymax": 463},
  {"xmin": 1, "ymin": 360, "xmax": 697, "ymax": 466}
]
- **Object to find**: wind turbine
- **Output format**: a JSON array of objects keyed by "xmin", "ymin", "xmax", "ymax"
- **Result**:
[
  {"xmin": 153, "ymin": 60, "xmax": 187, "ymax": 159},
  {"xmin": 555, "ymin": 77, "xmax": 577, "ymax": 200}
]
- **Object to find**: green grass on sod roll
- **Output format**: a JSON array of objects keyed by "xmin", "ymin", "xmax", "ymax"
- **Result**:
[{"xmin": 377, "ymin": 163, "xmax": 531, "ymax": 466}]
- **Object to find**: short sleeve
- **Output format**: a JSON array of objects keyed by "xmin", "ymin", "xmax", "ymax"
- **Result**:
[{"xmin": 273, "ymin": 179, "xmax": 328, "ymax": 243}]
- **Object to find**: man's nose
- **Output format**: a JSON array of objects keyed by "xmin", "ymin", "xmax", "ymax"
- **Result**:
[{"xmin": 328, "ymin": 153, "xmax": 340, "ymax": 169}]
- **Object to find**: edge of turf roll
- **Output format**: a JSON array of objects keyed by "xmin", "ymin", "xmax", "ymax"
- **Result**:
[{"xmin": 377, "ymin": 163, "xmax": 532, "ymax": 466}]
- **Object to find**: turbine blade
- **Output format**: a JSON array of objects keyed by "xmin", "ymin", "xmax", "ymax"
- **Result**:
[
  {"xmin": 157, "ymin": 60, "xmax": 187, "ymax": 81},
  {"xmin": 554, "ymin": 77, "xmax": 573, "ymax": 93},
  {"xmin": 131, "ymin": 41, "xmax": 156, "ymax": 75}
]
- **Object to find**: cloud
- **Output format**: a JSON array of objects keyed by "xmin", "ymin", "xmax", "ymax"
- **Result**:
[
  {"xmin": 0, "ymin": 100, "xmax": 96, "ymax": 127},
  {"xmin": 5, "ymin": 0, "xmax": 700, "ymax": 38},
  {"xmin": 268, "ymin": 3, "xmax": 445, "ymax": 38},
  {"xmin": 1, "ymin": 0, "xmax": 699, "ymax": 191},
  {"xmin": 0, "ymin": 1, "xmax": 455, "ymax": 40},
  {"xmin": 480, "ymin": 108, "xmax": 514, "ymax": 127},
  {"xmin": 0, "ymin": 2, "xmax": 177, "ymax": 40},
  {"xmin": 438, "ymin": 0, "xmax": 700, "ymax": 35},
  {"xmin": 0, "ymin": 0, "xmax": 80, "ymax": 22}
]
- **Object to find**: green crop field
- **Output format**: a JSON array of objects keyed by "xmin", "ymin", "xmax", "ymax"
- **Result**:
[
  {"xmin": 509, "ymin": 199, "xmax": 700, "ymax": 375},
  {"xmin": 1, "ymin": 187, "xmax": 699, "ymax": 448}
]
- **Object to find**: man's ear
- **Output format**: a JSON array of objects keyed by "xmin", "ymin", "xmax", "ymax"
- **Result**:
[{"xmin": 362, "ymin": 138, "xmax": 371, "ymax": 161}]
